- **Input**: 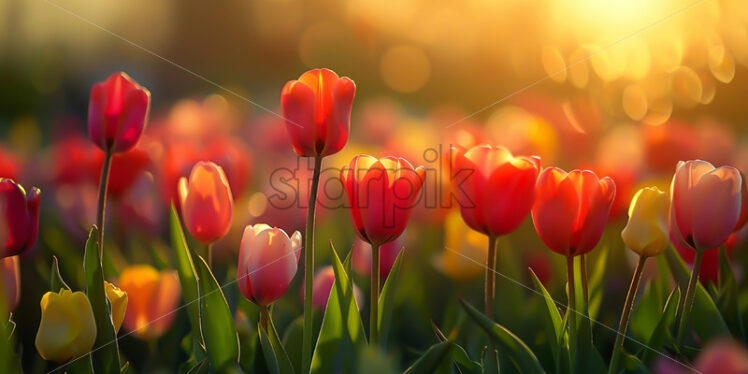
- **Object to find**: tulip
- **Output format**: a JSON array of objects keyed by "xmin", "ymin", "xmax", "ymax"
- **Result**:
[
  {"xmin": 435, "ymin": 210, "xmax": 487, "ymax": 281},
  {"xmin": 0, "ymin": 178, "xmax": 41, "ymax": 258},
  {"xmin": 0, "ymin": 147, "xmax": 19, "ymax": 180},
  {"xmin": 302, "ymin": 266, "xmax": 364, "ymax": 310},
  {"xmin": 104, "ymin": 281, "xmax": 127, "ymax": 334},
  {"xmin": 452, "ymin": 144, "xmax": 539, "ymax": 326},
  {"xmin": 341, "ymin": 154, "xmax": 424, "ymax": 345},
  {"xmin": 118, "ymin": 265, "xmax": 181, "ymax": 340},
  {"xmin": 35, "ymin": 290, "xmax": 97, "ymax": 363},
  {"xmin": 97, "ymin": 147, "xmax": 151, "ymax": 198},
  {"xmin": 669, "ymin": 160, "xmax": 742, "ymax": 345},
  {"xmin": 179, "ymin": 161, "xmax": 234, "ymax": 249},
  {"xmin": 88, "ymin": 72, "xmax": 151, "ymax": 154},
  {"xmin": 610, "ymin": 186, "xmax": 669, "ymax": 374},
  {"xmin": 531, "ymin": 168, "xmax": 615, "ymax": 374},
  {"xmin": 281, "ymin": 68, "xmax": 355, "ymax": 158},
  {"xmin": 351, "ymin": 235, "xmax": 403, "ymax": 279},
  {"xmin": 237, "ymin": 224, "xmax": 301, "ymax": 307},
  {"xmin": 1, "ymin": 256, "xmax": 20, "ymax": 312}
]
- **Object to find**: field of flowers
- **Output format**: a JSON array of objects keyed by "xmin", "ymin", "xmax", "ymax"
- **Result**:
[{"xmin": 3, "ymin": 1, "xmax": 748, "ymax": 374}]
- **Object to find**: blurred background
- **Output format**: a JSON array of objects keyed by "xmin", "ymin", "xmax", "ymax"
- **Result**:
[{"xmin": 2, "ymin": 0, "xmax": 748, "ymax": 372}]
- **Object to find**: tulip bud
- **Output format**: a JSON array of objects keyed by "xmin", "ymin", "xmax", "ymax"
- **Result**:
[
  {"xmin": 340, "ymin": 155, "xmax": 425, "ymax": 246},
  {"xmin": 238, "ymin": 224, "xmax": 301, "ymax": 306},
  {"xmin": 118, "ymin": 265, "xmax": 181, "ymax": 340},
  {"xmin": 281, "ymin": 68, "xmax": 355, "ymax": 157},
  {"xmin": 670, "ymin": 160, "xmax": 742, "ymax": 251},
  {"xmin": 35, "ymin": 290, "xmax": 97, "ymax": 363},
  {"xmin": 532, "ymin": 168, "xmax": 616, "ymax": 256},
  {"xmin": 178, "ymin": 161, "xmax": 234, "ymax": 244},
  {"xmin": 1, "ymin": 256, "xmax": 20, "ymax": 312},
  {"xmin": 88, "ymin": 72, "xmax": 151, "ymax": 153},
  {"xmin": 621, "ymin": 187, "xmax": 669, "ymax": 257},
  {"xmin": 0, "ymin": 178, "xmax": 41, "ymax": 258},
  {"xmin": 453, "ymin": 145, "xmax": 540, "ymax": 237},
  {"xmin": 302, "ymin": 266, "xmax": 364, "ymax": 310},
  {"xmin": 104, "ymin": 281, "xmax": 127, "ymax": 334}
]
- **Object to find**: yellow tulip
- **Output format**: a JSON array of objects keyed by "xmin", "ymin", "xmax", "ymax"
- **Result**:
[
  {"xmin": 435, "ymin": 210, "xmax": 488, "ymax": 280},
  {"xmin": 105, "ymin": 281, "xmax": 127, "ymax": 334},
  {"xmin": 35, "ymin": 289, "xmax": 97, "ymax": 363},
  {"xmin": 621, "ymin": 187, "xmax": 669, "ymax": 257}
]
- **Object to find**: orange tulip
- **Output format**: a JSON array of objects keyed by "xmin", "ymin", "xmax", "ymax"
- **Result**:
[
  {"xmin": 178, "ymin": 161, "xmax": 234, "ymax": 244},
  {"xmin": 452, "ymin": 145, "xmax": 540, "ymax": 237},
  {"xmin": 281, "ymin": 68, "xmax": 355, "ymax": 157},
  {"xmin": 670, "ymin": 160, "xmax": 742, "ymax": 251},
  {"xmin": 340, "ymin": 155, "xmax": 425, "ymax": 246},
  {"xmin": 118, "ymin": 265, "xmax": 181, "ymax": 340},
  {"xmin": 1, "ymin": 256, "xmax": 20, "ymax": 312},
  {"xmin": 531, "ymin": 168, "xmax": 616, "ymax": 256}
]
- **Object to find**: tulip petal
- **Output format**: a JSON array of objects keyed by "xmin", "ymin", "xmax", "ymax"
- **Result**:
[
  {"xmin": 690, "ymin": 166, "xmax": 742, "ymax": 250},
  {"xmin": 532, "ymin": 168, "xmax": 578, "ymax": 255},
  {"xmin": 281, "ymin": 80, "xmax": 317, "ymax": 155}
]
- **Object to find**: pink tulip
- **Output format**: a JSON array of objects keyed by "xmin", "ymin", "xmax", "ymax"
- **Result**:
[
  {"xmin": 1, "ymin": 178, "xmax": 41, "ymax": 258},
  {"xmin": 178, "ymin": 161, "xmax": 234, "ymax": 244},
  {"xmin": 281, "ymin": 68, "xmax": 355, "ymax": 157},
  {"xmin": 351, "ymin": 236, "xmax": 403, "ymax": 279},
  {"xmin": 237, "ymin": 224, "xmax": 302, "ymax": 306},
  {"xmin": 88, "ymin": 72, "xmax": 151, "ymax": 153},
  {"xmin": 670, "ymin": 160, "xmax": 742, "ymax": 251},
  {"xmin": 1, "ymin": 256, "xmax": 20, "ymax": 312},
  {"xmin": 302, "ymin": 266, "xmax": 363, "ymax": 310}
]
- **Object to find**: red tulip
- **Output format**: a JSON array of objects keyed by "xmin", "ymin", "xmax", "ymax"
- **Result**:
[
  {"xmin": 453, "ymin": 145, "xmax": 540, "ymax": 237},
  {"xmin": 340, "ymin": 155, "xmax": 425, "ymax": 246},
  {"xmin": 237, "ymin": 224, "xmax": 301, "ymax": 306},
  {"xmin": 1, "ymin": 256, "xmax": 20, "ymax": 312},
  {"xmin": 0, "ymin": 147, "xmax": 19, "ymax": 180},
  {"xmin": 88, "ymin": 72, "xmax": 151, "ymax": 153},
  {"xmin": 531, "ymin": 168, "xmax": 616, "ymax": 256},
  {"xmin": 302, "ymin": 265, "xmax": 364, "ymax": 310},
  {"xmin": 281, "ymin": 68, "xmax": 355, "ymax": 157},
  {"xmin": 1, "ymin": 178, "xmax": 41, "ymax": 258},
  {"xmin": 51, "ymin": 135, "xmax": 100, "ymax": 186},
  {"xmin": 97, "ymin": 147, "xmax": 151, "ymax": 197},
  {"xmin": 670, "ymin": 160, "xmax": 742, "ymax": 251},
  {"xmin": 178, "ymin": 162, "xmax": 234, "ymax": 244},
  {"xmin": 351, "ymin": 235, "xmax": 403, "ymax": 279}
]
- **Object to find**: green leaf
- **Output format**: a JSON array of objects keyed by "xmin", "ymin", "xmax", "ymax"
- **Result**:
[
  {"xmin": 403, "ymin": 341, "xmax": 453, "ymax": 374},
  {"xmin": 83, "ymin": 226, "xmax": 120, "ymax": 374},
  {"xmin": 169, "ymin": 206, "xmax": 203, "ymax": 345},
  {"xmin": 588, "ymin": 246, "xmax": 609, "ymax": 320},
  {"xmin": 665, "ymin": 246, "xmax": 730, "ymax": 340},
  {"xmin": 259, "ymin": 316, "xmax": 296, "ymax": 374},
  {"xmin": 50, "ymin": 256, "xmax": 71, "ymax": 291},
  {"xmin": 431, "ymin": 320, "xmax": 482, "ymax": 374},
  {"xmin": 717, "ymin": 246, "xmax": 745, "ymax": 339},
  {"xmin": 619, "ymin": 349, "xmax": 648, "ymax": 374},
  {"xmin": 311, "ymin": 242, "xmax": 367, "ymax": 374},
  {"xmin": 530, "ymin": 268, "xmax": 563, "ymax": 370},
  {"xmin": 282, "ymin": 317, "xmax": 304, "ymax": 373},
  {"xmin": 259, "ymin": 326, "xmax": 281, "ymax": 374},
  {"xmin": 459, "ymin": 299, "xmax": 545, "ymax": 374},
  {"xmin": 192, "ymin": 252, "xmax": 239, "ymax": 371},
  {"xmin": 640, "ymin": 288, "xmax": 680, "ymax": 365},
  {"xmin": 378, "ymin": 247, "xmax": 404, "ymax": 348}
]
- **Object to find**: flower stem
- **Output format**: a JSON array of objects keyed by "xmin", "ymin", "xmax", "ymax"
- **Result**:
[
  {"xmin": 567, "ymin": 255, "xmax": 577, "ymax": 374},
  {"xmin": 301, "ymin": 156, "xmax": 322, "ymax": 374},
  {"xmin": 206, "ymin": 243, "xmax": 213, "ymax": 268},
  {"xmin": 676, "ymin": 249, "xmax": 703, "ymax": 346},
  {"xmin": 370, "ymin": 243, "xmax": 380, "ymax": 346},
  {"xmin": 95, "ymin": 149, "xmax": 113, "ymax": 261},
  {"xmin": 608, "ymin": 255, "xmax": 647, "ymax": 374},
  {"xmin": 580, "ymin": 254, "xmax": 589, "ymax": 307},
  {"xmin": 485, "ymin": 236, "xmax": 498, "ymax": 319},
  {"xmin": 260, "ymin": 305, "xmax": 270, "ymax": 332}
]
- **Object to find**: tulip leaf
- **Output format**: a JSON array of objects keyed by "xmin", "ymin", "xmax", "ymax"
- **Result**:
[
  {"xmin": 640, "ymin": 287, "xmax": 679, "ymax": 365},
  {"xmin": 530, "ymin": 268, "xmax": 564, "ymax": 371},
  {"xmin": 619, "ymin": 349, "xmax": 648, "ymax": 374},
  {"xmin": 311, "ymin": 242, "xmax": 367, "ymax": 374},
  {"xmin": 459, "ymin": 299, "xmax": 545, "ymax": 374},
  {"xmin": 50, "ymin": 255, "xmax": 71, "ymax": 291},
  {"xmin": 259, "ymin": 316, "xmax": 296, "ymax": 374},
  {"xmin": 404, "ymin": 341, "xmax": 453, "ymax": 374},
  {"xmin": 430, "ymin": 320, "xmax": 482, "ymax": 373},
  {"xmin": 282, "ymin": 317, "xmax": 304, "ymax": 373},
  {"xmin": 83, "ymin": 226, "xmax": 121, "ymax": 374},
  {"xmin": 192, "ymin": 252, "xmax": 240, "ymax": 371},
  {"xmin": 378, "ymin": 247, "xmax": 404, "ymax": 348},
  {"xmin": 717, "ymin": 246, "xmax": 745, "ymax": 339},
  {"xmin": 664, "ymin": 246, "xmax": 730, "ymax": 340},
  {"xmin": 169, "ymin": 206, "xmax": 203, "ymax": 346}
]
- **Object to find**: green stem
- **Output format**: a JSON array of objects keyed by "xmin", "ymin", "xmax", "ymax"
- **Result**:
[
  {"xmin": 567, "ymin": 255, "xmax": 577, "ymax": 374},
  {"xmin": 95, "ymin": 149, "xmax": 113, "ymax": 261},
  {"xmin": 485, "ymin": 236, "xmax": 498, "ymax": 319},
  {"xmin": 676, "ymin": 249, "xmax": 703, "ymax": 346},
  {"xmin": 301, "ymin": 156, "xmax": 322, "ymax": 374},
  {"xmin": 206, "ymin": 243, "xmax": 213, "ymax": 269},
  {"xmin": 608, "ymin": 255, "xmax": 647, "ymax": 374},
  {"xmin": 260, "ymin": 306, "xmax": 270, "ymax": 332},
  {"xmin": 580, "ymin": 254, "xmax": 589, "ymax": 307},
  {"xmin": 67, "ymin": 354, "xmax": 94, "ymax": 374},
  {"xmin": 370, "ymin": 243, "xmax": 380, "ymax": 345}
]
